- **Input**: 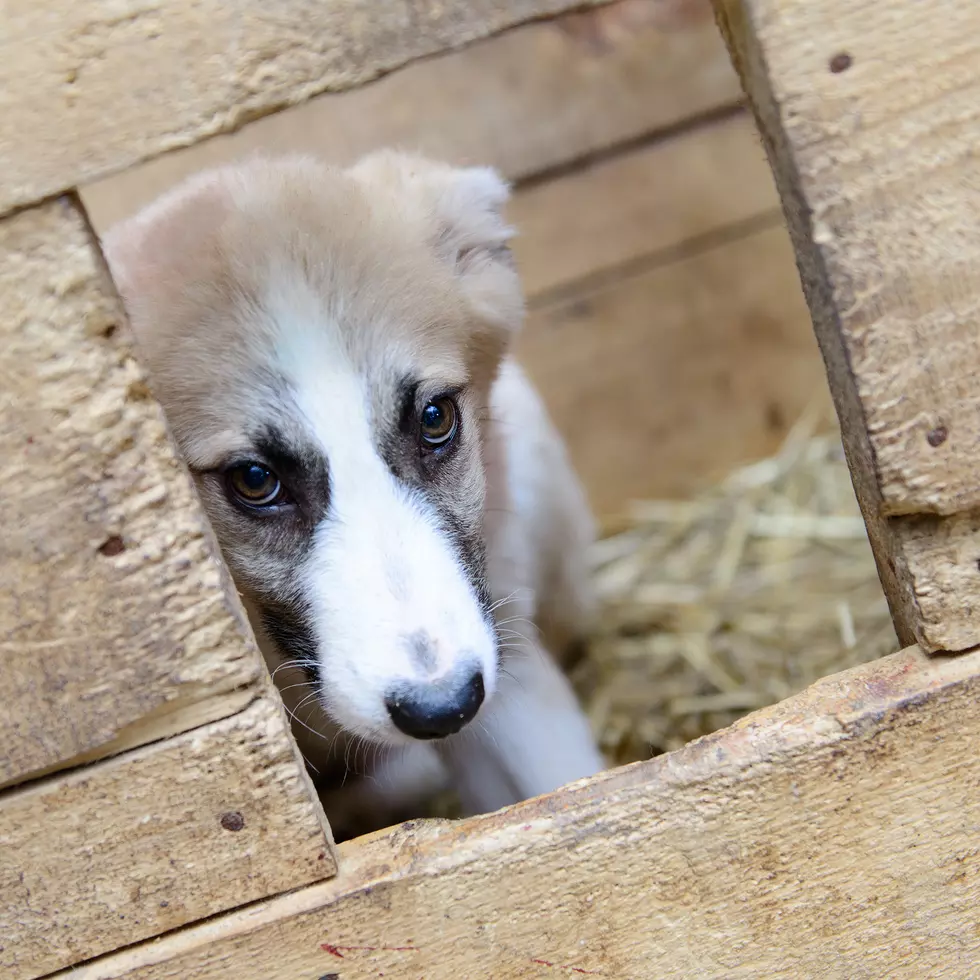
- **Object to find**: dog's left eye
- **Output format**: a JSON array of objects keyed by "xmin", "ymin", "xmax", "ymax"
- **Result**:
[
  {"xmin": 420, "ymin": 397, "xmax": 459, "ymax": 448},
  {"xmin": 226, "ymin": 462, "xmax": 285, "ymax": 508}
]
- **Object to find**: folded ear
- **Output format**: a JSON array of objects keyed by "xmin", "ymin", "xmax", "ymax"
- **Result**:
[
  {"xmin": 100, "ymin": 170, "xmax": 234, "ymax": 342},
  {"xmin": 349, "ymin": 151, "xmax": 523, "ymax": 334},
  {"xmin": 426, "ymin": 163, "xmax": 514, "ymax": 271}
]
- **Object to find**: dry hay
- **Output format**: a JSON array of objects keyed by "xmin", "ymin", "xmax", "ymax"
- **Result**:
[{"xmin": 573, "ymin": 405, "xmax": 898, "ymax": 767}]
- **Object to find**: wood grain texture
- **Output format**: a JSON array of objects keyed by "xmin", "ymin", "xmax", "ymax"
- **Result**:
[
  {"xmin": 0, "ymin": 694, "xmax": 335, "ymax": 980},
  {"xmin": 519, "ymin": 222, "xmax": 828, "ymax": 516},
  {"xmin": 512, "ymin": 111, "xmax": 776, "ymax": 301},
  {"xmin": 896, "ymin": 511, "xmax": 980, "ymax": 652},
  {"xmin": 2, "ymin": 0, "xmax": 613, "ymax": 218},
  {"xmin": 60, "ymin": 646, "xmax": 980, "ymax": 980},
  {"xmin": 0, "ymin": 199, "xmax": 263, "ymax": 788},
  {"xmin": 713, "ymin": 0, "xmax": 980, "ymax": 651},
  {"xmin": 81, "ymin": 0, "xmax": 740, "ymax": 234}
]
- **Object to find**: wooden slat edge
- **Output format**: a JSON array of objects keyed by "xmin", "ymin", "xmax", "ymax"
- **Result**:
[
  {"xmin": 58, "ymin": 646, "xmax": 980, "ymax": 980},
  {"xmin": 1, "ymin": 0, "xmax": 617, "ymax": 218},
  {"xmin": 710, "ymin": 0, "xmax": 980, "ymax": 652},
  {"xmin": 715, "ymin": 0, "xmax": 980, "ymax": 518},
  {"xmin": 81, "ymin": 0, "xmax": 740, "ymax": 235},
  {"xmin": 0, "ymin": 198, "xmax": 264, "ymax": 787},
  {"xmin": 0, "ymin": 692, "xmax": 335, "ymax": 980}
]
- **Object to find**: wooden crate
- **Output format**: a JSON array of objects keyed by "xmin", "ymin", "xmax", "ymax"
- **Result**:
[{"xmin": 2, "ymin": 1, "xmax": 978, "ymax": 977}]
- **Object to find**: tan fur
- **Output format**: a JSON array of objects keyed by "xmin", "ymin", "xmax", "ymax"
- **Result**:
[
  {"xmin": 104, "ymin": 153, "xmax": 519, "ymax": 467},
  {"xmin": 103, "ymin": 152, "xmax": 602, "ymax": 838}
]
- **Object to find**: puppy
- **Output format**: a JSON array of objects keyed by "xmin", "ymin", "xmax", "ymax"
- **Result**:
[{"xmin": 103, "ymin": 151, "xmax": 605, "ymax": 838}]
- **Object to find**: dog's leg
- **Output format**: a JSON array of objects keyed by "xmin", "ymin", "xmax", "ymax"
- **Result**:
[{"xmin": 436, "ymin": 640, "xmax": 605, "ymax": 814}]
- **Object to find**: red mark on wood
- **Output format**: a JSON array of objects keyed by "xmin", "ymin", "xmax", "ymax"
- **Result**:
[
  {"xmin": 531, "ymin": 958, "xmax": 602, "ymax": 975},
  {"xmin": 321, "ymin": 943, "xmax": 419, "ymax": 959}
]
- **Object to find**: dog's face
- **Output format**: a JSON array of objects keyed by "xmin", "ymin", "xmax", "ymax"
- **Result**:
[{"xmin": 103, "ymin": 152, "xmax": 523, "ymax": 745}]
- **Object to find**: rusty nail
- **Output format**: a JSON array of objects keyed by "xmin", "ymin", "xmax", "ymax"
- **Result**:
[
  {"xmin": 98, "ymin": 535, "xmax": 126, "ymax": 557},
  {"xmin": 220, "ymin": 811, "xmax": 245, "ymax": 832}
]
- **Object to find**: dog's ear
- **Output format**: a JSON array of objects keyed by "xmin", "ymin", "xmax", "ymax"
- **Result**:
[
  {"xmin": 424, "ymin": 164, "xmax": 514, "ymax": 274},
  {"xmin": 100, "ymin": 171, "xmax": 233, "ymax": 354},
  {"xmin": 349, "ymin": 151, "xmax": 523, "ymax": 334}
]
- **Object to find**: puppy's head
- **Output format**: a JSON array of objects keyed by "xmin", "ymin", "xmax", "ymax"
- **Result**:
[{"xmin": 103, "ymin": 151, "xmax": 523, "ymax": 745}]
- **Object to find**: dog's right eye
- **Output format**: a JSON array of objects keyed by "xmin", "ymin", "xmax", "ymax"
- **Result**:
[
  {"xmin": 420, "ymin": 397, "xmax": 459, "ymax": 449},
  {"xmin": 226, "ymin": 462, "xmax": 285, "ymax": 508}
]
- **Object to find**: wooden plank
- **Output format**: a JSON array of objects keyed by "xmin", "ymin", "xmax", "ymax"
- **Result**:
[
  {"xmin": 512, "ymin": 111, "xmax": 777, "ymax": 301},
  {"xmin": 59, "ymin": 646, "xmax": 980, "ymax": 980},
  {"xmin": 896, "ymin": 511, "xmax": 980, "ymax": 653},
  {"xmin": 0, "ymin": 693, "xmax": 335, "ymax": 980},
  {"xmin": 712, "ymin": 0, "xmax": 980, "ymax": 651},
  {"xmin": 518, "ymin": 222, "xmax": 829, "ymax": 517},
  {"xmin": 0, "ymin": 199, "xmax": 265, "ymax": 789},
  {"xmin": 1, "ymin": 0, "xmax": 616, "ymax": 218},
  {"xmin": 81, "ymin": 0, "xmax": 740, "ymax": 234}
]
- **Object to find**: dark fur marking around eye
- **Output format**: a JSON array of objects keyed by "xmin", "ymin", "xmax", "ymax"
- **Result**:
[
  {"xmin": 250, "ymin": 421, "xmax": 331, "ymax": 523},
  {"xmin": 436, "ymin": 507, "xmax": 494, "ymax": 613},
  {"xmin": 189, "ymin": 414, "xmax": 335, "ymax": 685},
  {"xmin": 377, "ymin": 377, "xmax": 494, "ymax": 623},
  {"xmin": 395, "ymin": 377, "xmax": 422, "ymax": 434},
  {"xmin": 259, "ymin": 594, "xmax": 321, "ymax": 686},
  {"xmin": 393, "ymin": 377, "xmax": 465, "ymax": 464}
]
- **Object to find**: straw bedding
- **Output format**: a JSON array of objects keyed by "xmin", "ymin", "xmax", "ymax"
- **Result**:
[{"xmin": 574, "ymin": 406, "xmax": 897, "ymax": 766}]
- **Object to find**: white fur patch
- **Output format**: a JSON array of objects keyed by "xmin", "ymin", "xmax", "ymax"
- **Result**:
[{"xmin": 266, "ymin": 284, "xmax": 497, "ymax": 744}]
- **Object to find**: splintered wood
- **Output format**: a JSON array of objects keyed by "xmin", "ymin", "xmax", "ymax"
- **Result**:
[
  {"xmin": 576, "ymin": 408, "xmax": 897, "ymax": 762},
  {"xmin": 712, "ymin": 0, "xmax": 980, "ymax": 652}
]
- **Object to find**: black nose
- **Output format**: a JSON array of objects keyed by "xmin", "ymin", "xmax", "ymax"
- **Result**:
[{"xmin": 385, "ymin": 669, "xmax": 485, "ymax": 740}]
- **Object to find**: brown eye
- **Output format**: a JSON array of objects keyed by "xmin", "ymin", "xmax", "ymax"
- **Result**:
[
  {"xmin": 226, "ymin": 462, "xmax": 284, "ymax": 507},
  {"xmin": 420, "ymin": 398, "xmax": 458, "ymax": 447}
]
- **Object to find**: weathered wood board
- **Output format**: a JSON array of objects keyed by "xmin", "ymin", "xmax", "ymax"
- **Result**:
[
  {"xmin": 0, "ymin": 694, "xmax": 334, "ymax": 980},
  {"xmin": 513, "ymin": 110, "xmax": 774, "ymax": 302},
  {"xmin": 81, "ymin": 0, "xmax": 740, "ymax": 233},
  {"xmin": 0, "ymin": 199, "xmax": 269, "ymax": 788},
  {"xmin": 58, "ymin": 646, "xmax": 980, "ymax": 980},
  {"xmin": 713, "ymin": 0, "xmax": 980, "ymax": 652},
  {"xmin": 520, "ymin": 221, "xmax": 826, "ymax": 514},
  {"xmin": 1, "ymin": 0, "xmax": 617, "ymax": 218}
]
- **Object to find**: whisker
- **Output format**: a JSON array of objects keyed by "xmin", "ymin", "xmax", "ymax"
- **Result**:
[
  {"xmin": 276, "ymin": 680, "xmax": 316, "ymax": 697},
  {"xmin": 323, "ymin": 727, "xmax": 346, "ymax": 770},
  {"xmin": 284, "ymin": 700, "xmax": 330, "ymax": 742},
  {"xmin": 270, "ymin": 658, "xmax": 320, "ymax": 683},
  {"xmin": 488, "ymin": 589, "xmax": 526, "ymax": 614},
  {"xmin": 293, "ymin": 691, "xmax": 322, "ymax": 717},
  {"xmin": 495, "ymin": 628, "xmax": 531, "ymax": 641},
  {"xmin": 495, "ymin": 615, "xmax": 539, "ymax": 631},
  {"xmin": 343, "ymin": 736, "xmax": 355, "ymax": 781},
  {"xmin": 499, "ymin": 666, "xmax": 527, "ymax": 693},
  {"xmin": 476, "ymin": 719, "xmax": 502, "ymax": 754}
]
